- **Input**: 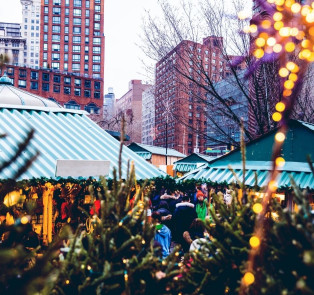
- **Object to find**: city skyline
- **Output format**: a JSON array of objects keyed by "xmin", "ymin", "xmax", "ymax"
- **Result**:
[{"xmin": 0, "ymin": 0, "xmax": 165, "ymax": 98}]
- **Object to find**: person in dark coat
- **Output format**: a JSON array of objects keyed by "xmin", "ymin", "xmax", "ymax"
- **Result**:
[{"xmin": 172, "ymin": 195, "xmax": 197, "ymax": 246}]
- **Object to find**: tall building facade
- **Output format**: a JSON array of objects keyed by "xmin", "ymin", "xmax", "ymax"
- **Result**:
[
  {"xmin": 103, "ymin": 87, "xmax": 115, "ymax": 120},
  {"xmin": 20, "ymin": 0, "xmax": 41, "ymax": 67},
  {"xmin": 142, "ymin": 85, "xmax": 155, "ymax": 145},
  {"xmin": 116, "ymin": 80, "xmax": 151, "ymax": 143},
  {"xmin": 40, "ymin": 0, "xmax": 104, "ymax": 79},
  {"xmin": 155, "ymin": 36, "xmax": 229, "ymax": 155},
  {"xmin": 0, "ymin": 23, "xmax": 26, "ymax": 65}
]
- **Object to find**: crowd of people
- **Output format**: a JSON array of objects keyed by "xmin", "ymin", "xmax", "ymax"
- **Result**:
[{"xmin": 148, "ymin": 185, "xmax": 230, "ymax": 258}]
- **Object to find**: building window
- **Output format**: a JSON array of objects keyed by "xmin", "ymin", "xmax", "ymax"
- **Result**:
[
  {"xmin": 64, "ymin": 35, "xmax": 69, "ymax": 42},
  {"xmin": 64, "ymin": 45, "xmax": 68, "ymax": 52},
  {"xmin": 51, "ymin": 62, "xmax": 59, "ymax": 69},
  {"xmin": 73, "ymin": 36, "xmax": 81, "ymax": 43},
  {"xmin": 18, "ymin": 80, "xmax": 26, "ymax": 88},
  {"xmin": 85, "ymin": 103, "xmax": 99, "ymax": 114},
  {"xmin": 84, "ymin": 55, "xmax": 88, "ymax": 62},
  {"xmin": 64, "ymin": 77, "xmax": 71, "ymax": 85},
  {"xmin": 31, "ymin": 71, "xmax": 38, "ymax": 80},
  {"xmin": 94, "ymin": 23, "xmax": 100, "ymax": 30},
  {"xmin": 43, "ymin": 25, "xmax": 48, "ymax": 32},
  {"xmin": 73, "ymin": 0, "xmax": 82, "ymax": 7},
  {"xmin": 52, "ymin": 35, "xmax": 60, "ymax": 42},
  {"xmin": 72, "ymin": 54, "xmax": 80, "ymax": 62},
  {"xmin": 19, "ymin": 69, "xmax": 27, "ymax": 78},
  {"xmin": 65, "ymin": 0, "xmax": 69, "ymax": 6},
  {"xmin": 93, "ymin": 47, "xmax": 101, "ymax": 54},
  {"xmin": 73, "ymin": 9, "xmax": 81, "ymax": 16},
  {"xmin": 44, "ymin": 34, "xmax": 48, "ymax": 42},
  {"xmin": 86, "ymin": 10, "xmax": 90, "ymax": 17},
  {"xmin": 85, "ymin": 80, "xmax": 91, "ymax": 88},
  {"xmin": 53, "ymin": 84, "xmax": 60, "ymax": 93},
  {"xmin": 42, "ymin": 73, "xmax": 49, "ymax": 81},
  {"xmin": 93, "ymin": 56, "xmax": 100, "ymax": 63},
  {"xmin": 94, "ymin": 14, "xmax": 101, "ymax": 21},
  {"xmin": 94, "ymin": 91, "xmax": 100, "ymax": 99},
  {"xmin": 42, "ymin": 83, "xmax": 49, "ymax": 91},
  {"xmin": 31, "ymin": 81, "xmax": 38, "ymax": 90},
  {"xmin": 64, "ymin": 53, "xmax": 68, "ymax": 61},
  {"xmin": 44, "ymin": 6, "xmax": 49, "ymax": 13},
  {"xmin": 93, "ymin": 37, "xmax": 101, "ymax": 44},
  {"xmin": 73, "ymin": 18, "xmax": 81, "ymax": 25},
  {"xmin": 95, "ymin": 5, "xmax": 101, "ymax": 12},
  {"xmin": 52, "ymin": 53, "xmax": 60, "ymax": 60},
  {"xmin": 85, "ymin": 28, "xmax": 89, "ymax": 35},
  {"xmin": 52, "ymin": 17, "xmax": 61, "ymax": 24},
  {"xmin": 74, "ymin": 88, "xmax": 81, "ymax": 96},
  {"xmin": 44, "ymin": 16, "xmax": 48, "ymax": 23},
  {"xmin": 72, "ymin": 45, "xmax": 81, "ymax": 52},
  {"xmin": 72, "ymin": 64, "xmax": 80, "ymax": 71},
  {"xmin": 52, "ymin": 25, "xmax": 60, "ymax": 33},
  {"xmin": 86, "ymin": 0, "xmax": 90, "ymax": 8},
  {"xmin": 64, "ymin": 86, "xmax": 71, "ymax": 95},
  {"xmin": 73, "ymin": 27, "xmax": 81, "ymax": 34},
  {"xmin": 74, "ymin": 78, "xmax": 81, "ymax": 86},
  {"xmin": 53, "ymin": 75, "xmax": 60, "ymax": 83},
  {"xmin": 84, "ymin": 64, "xmax": 88, "ymax": 71},
  {"xmin": 65, "ymin": 100, "xmax": 80, "ymax": 110},
  {"xmin": 53, "ymin": 0, "xmax": 61, "ymax": 5},
  {"xmin": 84, "ymin": 90, "xmax": 91, "ymax": 97},
  {"xmin": 92, "ymin": 65, "xmax": 100, "ymax": 72},
  {"xmin": 65, "ymin": 17, "xmax": 69, "ymax": 24},
  {"xmin": 85, "ymin": 37, "xmax": 89, "ymax": 43},
  {"xmin": 53, "ymin": 7, "xmax": 61, "ymax": 14},
  {"xmin": 94, "ymin": 81, "xmax": 100, "ymax": 89}
]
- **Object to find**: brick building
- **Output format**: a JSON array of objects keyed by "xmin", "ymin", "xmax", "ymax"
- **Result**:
[
  {"xmin": 1, "ymin": 65, "xmax": 102, "ymax": 114},
  {"xmin": 154, "ymin": 36, "xmax": 230, "ymax": 155},
  {"xmin": 142, "ymin": 85, "xmax": 155, "ymax": 145},
  {"xmin": 116, "ymin": 80, "xmax": 151, "ymax": 143}
]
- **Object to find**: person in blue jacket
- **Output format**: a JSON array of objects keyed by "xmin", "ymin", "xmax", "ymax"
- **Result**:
[{"xmin": 152, "ymin": 211, "xmax": 171, "ymax": 258}]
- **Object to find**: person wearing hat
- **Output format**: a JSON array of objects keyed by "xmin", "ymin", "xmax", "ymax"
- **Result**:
[{"xmin": 195, "ymin": 191, "xmax": 207, "ymax": 221}]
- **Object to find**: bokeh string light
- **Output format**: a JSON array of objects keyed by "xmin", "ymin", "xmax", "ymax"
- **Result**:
[{"xmin": 238, "ymin": 0, "xmax": 314, "ymax": 293}]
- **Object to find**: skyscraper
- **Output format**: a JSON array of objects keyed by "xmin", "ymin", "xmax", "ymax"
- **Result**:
[
  {"xmin": 20, "ymin": 0, "xmax": 41, "ymax": 67},
  {"xmin": 40, "ymin": 0, "xmax": 104, "ymax": 80}
]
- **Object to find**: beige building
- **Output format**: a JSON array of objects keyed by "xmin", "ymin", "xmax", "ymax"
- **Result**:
[
  {"xmin": 0, "ymin": 23, "xmax": 26, "ymax": 66},
  {"xmin": 116, "ymin": 80, "xmax": 151, "ymax": 143}
]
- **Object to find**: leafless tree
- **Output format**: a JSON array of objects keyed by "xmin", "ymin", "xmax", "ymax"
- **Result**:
[{"xmin": 140, "ymin": 0, "xmax": 311, "ymax": 147}]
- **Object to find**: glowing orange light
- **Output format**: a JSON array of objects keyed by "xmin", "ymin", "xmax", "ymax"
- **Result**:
[
  {"xmin": 284, "ymin": 80, "xmax": 294, "ymax": 90},
  {"xmin": 306, "ymin": 13, "xmax": 314, "ymax": 23},
  {"xmin": 21, "ymin": 216, "xmax": 29, "ymax": 224},
  {"xmin": 267, "ymin": 37, "xmax": 276, "ymax": 46},
  {"xmin": 273, "ymin": 44, "xmax": 282, "ymax": 53},
  {"xmin": 243, "ymin": 272, "xmax": 255, "ymax": 286},
  {"xmin": 289, "ymin": 73, "xmax": 298, "ymax": 82},
  {"xmin": 301, "ymin": 5, "xmax": 311, "ymax": 16},
  {"xmin": 301, "ymin": 49, "xmax": 311, "ymax": 59},
  {"xmin": 273, "ymin": 12, "xmax": 283, "ymax": 21},
  {"xmin": 275, "ymin": 0, "xmax": 284, "ymax": 5},
  {"xmin": 65, "ymin": 280, "xmax": 70, "ymax": 285},
  {"xmin": 309, "ymin": 27, "xmax": 314, "ymax": 36},
  {"xmin": 283, "ymin": 89, "xmax": 292, "ymax": 97},
  {"xmin": 279, "ymin": 27, "xmax": 290, "ymax": 37},
  {"xmin": 274, "ymin": 21, "xmax": 284, "ymax": 30},
  {"xmin": 284, "ymin": 0, "xmax": 294, "ymax": 8},
  {"xmin": 275, "ymin": 157, "xmax": 285, "ymax": 168},
  {"xmin": 253, "ymin": 203, "xmax": 263, "ymax": 214},
  {"xmin": 275, "ymin": 132, "xmax": 285, "ymax": 142},
  {"xmin": 261, "ymin": 20, "xmax": 271, "ymax": 29},
  {"xmin": 272, "ymin": 112, "xmax": 282, "ymax": 122},
  {"xmin": 249, "ymin": 236, "xmax": 261, "ymax": 248},
  {"xmin": 286, "ymin": 62, "xmax": 298, "ymax": 72},
  {"xmin": 285, "ymin": 42, "xmax": 295, "ymax": 52},
  {"xmin": 254, "ymin": 49, "xmax": 264, "ymax": 58},
  {"xmin": 291, "ymin": 3, "xmax": 301, "ymax": 13},
  {"xmin": 250, "ymin": 24, "xmax": 257, "ymax": 33},
  {"xmin": 301, "ymin": 40, "xmax": 311, "ymax": 48},
  {"xmin": 276, "ymin": 102, "xmax": 285, "ymax": 112},
  {"xmin": 279, "ymin": 68, "xmax": 289, "ymax": 77},
  {"xmin": 269, "ymin": 180, "xmax": 278, "ymax": 191},
  {"xmin": 290, "ymin": 27, "xmax": 299, "ymax": 36},
  {"xmin": 256, "ymin": 38, "xmax": 266, "ymax": 47}
]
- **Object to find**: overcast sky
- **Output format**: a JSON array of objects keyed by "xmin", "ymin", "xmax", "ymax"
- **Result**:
[{"xmin": 0, "ymin": 0, "xmax": 163, "ymax": 98}]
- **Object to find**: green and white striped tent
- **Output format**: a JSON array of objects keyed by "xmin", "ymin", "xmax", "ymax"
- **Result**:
[
  {"xmin": 0, "ymin": 74, "xmax": 166, "ymax": 180},
  {"xmin": 179, "ymin": 120, "xmax": 314, "ymax": 190}
]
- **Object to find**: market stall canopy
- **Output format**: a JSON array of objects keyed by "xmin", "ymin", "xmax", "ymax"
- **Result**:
[
  {"xmin": 0, "ymin": 74, "xmax": 166, "ymax": 180},
  {"xmin": 179, "ymin": 120, "xmax": 314, "ymax": 189},
  {"xmin": 173, "ymin": 153, "xmax": 217, "ymax": 173},
  {"xmin": 128, "ymin": 142, "xmax": 186, "ymax": 160}
]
